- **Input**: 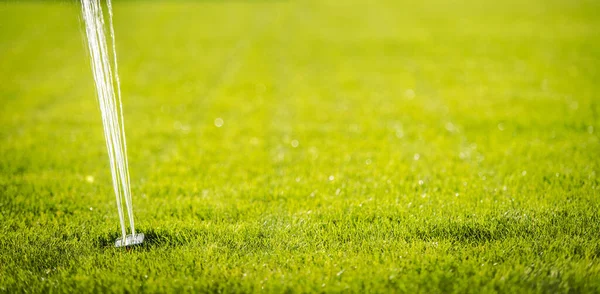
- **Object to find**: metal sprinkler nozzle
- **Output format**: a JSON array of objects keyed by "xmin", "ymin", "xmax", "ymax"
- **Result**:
[{"xmin": 115, "ymin": 233, "xmax": 144, "ymax": 248}]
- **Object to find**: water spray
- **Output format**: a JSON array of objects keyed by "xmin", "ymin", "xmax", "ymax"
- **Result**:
[{"xmin": 80, "ymin": 0, "xmax": 143, "ymax": 247}]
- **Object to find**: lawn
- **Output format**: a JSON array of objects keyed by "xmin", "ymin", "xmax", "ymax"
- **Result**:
[{"xmin": 1, "ymin": 0, "xmax": 600, "ymax": 292}]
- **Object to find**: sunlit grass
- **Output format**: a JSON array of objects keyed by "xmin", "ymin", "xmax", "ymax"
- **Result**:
[{"xmin": 1, "ymin": 0, "xmax": 599, "ymax": 292}]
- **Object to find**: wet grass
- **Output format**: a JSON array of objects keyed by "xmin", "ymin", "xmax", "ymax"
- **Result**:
[{"xmin": 1, "ymin": 0, "xmax": 600, "ymax": 292}]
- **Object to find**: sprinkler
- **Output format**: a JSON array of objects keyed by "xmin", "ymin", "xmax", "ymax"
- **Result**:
[
  {"xmin": 81, "ymin": 0, "xmax": 143, "ymax": 248},
  {"xmin": 115, "ymin": 233, "xmax": 145, "ymax": 247}
]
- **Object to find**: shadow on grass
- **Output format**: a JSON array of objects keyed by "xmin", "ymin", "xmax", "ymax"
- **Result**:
[
  {"xmin": 95, "ymin": 227, "xmax": 202, "ymax": 249},
  {"xmin": 413, "ymin": 222, "xmax": 500, "ymax": 244},
  {"xmin": 410, "ymin": 209, "xmax": 600, "ymax": 245},
  {"xmin": 94, "ymin": 209, "xmax": 600, "ymax": 253}
]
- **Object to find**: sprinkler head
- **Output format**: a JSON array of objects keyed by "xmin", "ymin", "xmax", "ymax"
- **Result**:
[{"xmin": 115, "ymin": 233, "xmax": 144, "ymax": 248}]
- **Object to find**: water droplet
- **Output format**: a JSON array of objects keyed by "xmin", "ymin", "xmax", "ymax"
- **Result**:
[
  {"xmin": 498, "ymin": 123, "xmax": 505, "ymax": 131},
  {"xmin": 328, "ymin": 175, "xmax": 335, "ymax": 181},
  {"xmin": 413, "ymin": 153, "xmax": 420, "ymax": 161},
  {"xmin": 418, "ymin": 180, "xmax": 424, "ymax": 185},
  {"xmin": 291, "ymin": 139, "xmax": 299, "ymax": 148},
  {"xmin": 214, "ymin": 118, "xmax": 224, "ymax": 127},
  {"xmin": 570, "ymin": 101, "xmax": 579, "ymax": 110},
  {"xmin": 89, "ymin": 207, "xmax": 93, "ymax": 211},
  {"xmin": 541, "ymin": 79, "xmax": 549, "ymax": 91},
  {"xmin": 395, "ymin": 129, "xmax": 404, "ymax": 138},
  {"xmin": 522, "ymin": 170, "xmax": 527, "ymax": 176},
  {"xmin": 455, "ymin": 193, "xmax": 459, "ymax": 197},
  {"xmin": 85, "ymin": 175, "xmax": 94, "ymax": 183},
  {"xmin": 365, "ymin": 159, "xmax": 372, "ymax": 165},
  {"xmin": 445, "ymin": 122, "xmax": 456, "ymax": 132}
]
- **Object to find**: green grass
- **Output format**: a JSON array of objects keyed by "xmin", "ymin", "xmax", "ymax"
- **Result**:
[{"xmin": 1, "ymin": 0, "xmax": 600, "ymax": 292}]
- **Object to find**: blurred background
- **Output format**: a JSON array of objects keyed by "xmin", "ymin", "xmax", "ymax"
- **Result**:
[{"xmin": 1, "ymin": 0, "xmax": 598, "ymax": 202}]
